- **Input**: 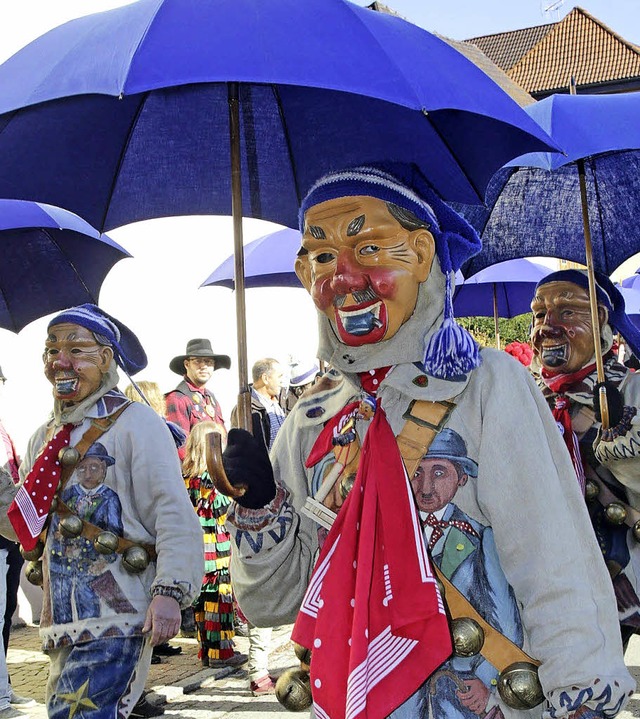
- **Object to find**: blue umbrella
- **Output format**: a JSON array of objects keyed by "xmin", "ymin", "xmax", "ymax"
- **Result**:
[
  {"xmin": 453, "ymin": 259, "xmax": 551, "ymax": 348},
  {"xmin": 202, "ymin": 228, "xmax": 302, "ymax": 290},
  {"xmin": 0, "ymin": 199, "xmax": 129, "ymax": 332},
  {"xmin": 0, "ymin": 0, "xmax": 556, "ymax": 427},
  {"xmin": 621, "ymin": 274, "xmax": 640, "ymax": 291},
  {"xmin": 459, "ymin": 92, "xmax": 640, "ymax": 276},
  {"xmin": 456, "ymin": 90, "xmax": 640, "ymax": 424}
]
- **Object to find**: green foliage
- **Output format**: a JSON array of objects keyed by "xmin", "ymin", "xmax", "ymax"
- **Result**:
[{"xmin": 458, "ymin": 314, "xmax": 532, "ymax": 348}]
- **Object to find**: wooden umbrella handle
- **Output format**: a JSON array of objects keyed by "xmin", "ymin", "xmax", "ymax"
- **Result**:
[{"xmin": 206, "ymin": 431, "xmax": 247, "ymax": 500}]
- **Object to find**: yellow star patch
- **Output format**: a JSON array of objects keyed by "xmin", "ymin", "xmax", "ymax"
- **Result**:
[{"xmin": 58, "ymin": 678, "xmax": 98, "ymax": 719}]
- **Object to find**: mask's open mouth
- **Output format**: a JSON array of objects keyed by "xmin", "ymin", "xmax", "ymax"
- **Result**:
[
  {"xmin": 337, "ymin": 301, "xmax": 383, "ymax": 337},
  {"xmin": 541, "ymin": 344, "xmax": 568, "ymax": 368}
]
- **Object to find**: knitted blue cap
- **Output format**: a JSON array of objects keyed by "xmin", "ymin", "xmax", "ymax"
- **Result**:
[
  {"xmin": 48, "ymin": 303, "xmax": 147, "ymax": 376},
  {"xmin": 536, "ymin": 269, "xmax": 640, "ymax": 359},
  {"xmin": 299, "ymin": 166, "xmax": 482, "ymax": 379}
]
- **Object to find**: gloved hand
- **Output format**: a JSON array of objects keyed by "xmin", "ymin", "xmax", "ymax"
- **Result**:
[
  {"xmin": 222, "ymin": 428, "xmax": 277, "ymax": 509},
  {"xmin": 593, "ymin": 381, "xmax": 624, "ymax": 428}
]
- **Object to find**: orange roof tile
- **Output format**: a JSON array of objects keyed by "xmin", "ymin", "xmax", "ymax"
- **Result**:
[{"xmin": 467, "ymin": 7, "xmax": 640, "ymax": 96}]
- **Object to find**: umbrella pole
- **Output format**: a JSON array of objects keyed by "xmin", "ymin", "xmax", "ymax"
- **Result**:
[
  {"xmin": 569, "ymin": 79, "xmax": 608, "ymax": 428},
  {"xmin": 229, "ymin": 81, "xmax": 253, "ymax": 433},
  {"xmin": 493, "ymin": 284, "xmax": 500, "ymax": 349},
  {"xmin": 578, "ymin": 156, "xmax": 609, "ymax": 428}
]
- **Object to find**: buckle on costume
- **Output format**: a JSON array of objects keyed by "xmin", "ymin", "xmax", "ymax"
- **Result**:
[{"xmin": 402, "ymin": 399, "xmax": 456, "ymax": 432}]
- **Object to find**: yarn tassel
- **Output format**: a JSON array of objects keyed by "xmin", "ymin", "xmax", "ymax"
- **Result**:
[{"xmin": 423, "ymin": 271, "xmax": 481, "ymax": 380}]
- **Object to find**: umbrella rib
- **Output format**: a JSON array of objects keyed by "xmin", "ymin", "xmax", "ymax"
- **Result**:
[
  {"xmin": 99, "ymin": 92, "xmax": 149, "ymax": 232},
  {"xmin": 271, "ymin": 84, "xmax": 303, "ymax": 208},
  {"xmin": 45, "ymin": 229, "xmax": 96, "ymax": 299}
]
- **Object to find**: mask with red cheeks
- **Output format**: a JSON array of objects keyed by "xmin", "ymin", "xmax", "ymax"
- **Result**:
[
  {"xmin": 296, "ymin": 196, "xmax": 435, "ymax": 347},
  {"xmin": 44, "ymin": 323, "xmax": 113, "ymax": 406},
  {"xmin": 530, "ymin": 281, "xmax": 606, "ymax": 374}
]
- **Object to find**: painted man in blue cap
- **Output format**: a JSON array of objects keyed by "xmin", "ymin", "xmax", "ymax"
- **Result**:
[
  {"xmin": 0, "ymin": 304, "xmax": 203, "ymax": 719},
  {"xmin": 531, "ymin": 270, "xmax": 640, "ymax": 647},
  {"xmin": 49, "ymin": 442, "xmax": 123, "ymax": 625},
  {"xmin": 412, "ymin": 429, "xmax": 521, "ymax": 719},
  {"xmin": 218, "ymin": 167, "xmax": 633, "ymax": 719}
]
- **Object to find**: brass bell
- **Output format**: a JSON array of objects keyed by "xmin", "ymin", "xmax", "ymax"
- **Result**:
[
  {"xmin": 275, "ymin": 668, "xmax": 313, "ymax": 712},
  {"xmin": 497, "ymin": 661, "xmax": 544, "ymax": 709},
  {"xmin": 49, "ymin": 496, "xmax": 59, "ymax": 513},
  {"xmin": 293, "ymin": 642, "xmax": 312, "ymax": 666},
  {"xmin": 339, "ymin": 473, "xmax": 356, "ymax": 500},
  {"xmin": 25, "ymin": 560, "xmax": 44, "ymax": 586},
  {"xmin": 20, "ymin": 540, "xmax": 44, "ymax": 561},
  {"xmin": 59, "ymin": 514, "xmax": 84, "ymax": 538},
  {"xmin": 122, "ymin": 545, "xmax": 150, "ymax": 574},
  {"xmin": 584, "ymin": 479, "xmax": 600, "ymax": 502},
  {"xmin": 605, "ymin": 502, "xmax": 627, "ymax": 525},
  {"xmin": 633, "ymin": 520, "xmax": 640, "ymax": 543},
  {"xmin": 94, "ymin": 531, "xmax": 119, "ymax": 555},
  {"xmin": 451, "ymin": 617, "xmax": 484, "ymax": 657},
  {"xmin": 58, "ymin": 446, "xmax": 80, "ymax": 469}
]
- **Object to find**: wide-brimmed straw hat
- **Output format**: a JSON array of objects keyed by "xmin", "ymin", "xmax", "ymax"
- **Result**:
[{"xmin": 169, "ymin": 338, "xmax": 231, "ymax": 375}]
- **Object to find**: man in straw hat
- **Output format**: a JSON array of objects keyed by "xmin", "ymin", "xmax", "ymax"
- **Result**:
[
  {"xmin": 218, "ymin": 166, "xmax": 633, "ymax": 719},
  {"xmin": 166, "ymin": 338, "xmax": 231, "ymax": 461},
  {"xmin": 531, "ymin": 269, "xmax": 640, "ymax": 647},
  {"xmin": 0, "ymin": 304, "xmax": 203, "ymax": 718}
]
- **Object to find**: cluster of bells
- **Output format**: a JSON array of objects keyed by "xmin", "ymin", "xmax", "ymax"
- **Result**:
[
  {"xmin": 275, "ymin": 593, "xmax": 543, "ymax": 712},
  {"xmin": 585, "ymin": 479, "xmax": 640, "ymax": 539},
  {"xmin": 21, "ymin": 446, "xmax": 152, "ymax": 587}
]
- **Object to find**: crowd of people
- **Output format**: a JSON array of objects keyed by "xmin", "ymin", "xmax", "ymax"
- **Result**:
[{"xmin": 0, "ymin": 172, "xmax": 637, "ymax": 719}]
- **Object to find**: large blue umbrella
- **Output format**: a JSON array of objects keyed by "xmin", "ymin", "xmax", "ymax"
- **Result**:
[
  {"xmin": 0, "ymin": 0, "xmax": 556, "ymax": 427},
  {"xmin": 459, "ymin": 92, "xmax": 640, "ymax": 276},
  {"xmin": 202, "ymin": 228, "xmax": 302, "ymax": 290},
  {"xmin": 456, "ymin": 91, "xmax": 640, "ymax": 424},
  {"xmin": 0, "ymin": 199, "xmax": 129, "ymax": 332}
]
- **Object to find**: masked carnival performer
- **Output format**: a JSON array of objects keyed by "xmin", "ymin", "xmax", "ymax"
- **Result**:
[
  {"xmin": 0, "ymin": 304, "xmax": 204, "ymax": 719},
  {"xmin": 219, "ymin": 167, "xmax": 633, "ymax": 719},
  {"xmin": 531, "ymin": 269, "xmax": 640, "ymax": 647}
]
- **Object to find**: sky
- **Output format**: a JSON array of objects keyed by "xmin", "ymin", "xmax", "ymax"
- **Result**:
[{"xmin": 0, "ymin": 0, "xmax": 638, "ymax": 451}]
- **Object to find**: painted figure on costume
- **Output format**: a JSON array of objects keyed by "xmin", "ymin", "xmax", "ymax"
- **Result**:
[
  {"xmin": 49, "ymin": 442, "xmax": 124, "ymax": 625},
  {"xmin": 412, "ymin": 429, "xmax": 519, "ymax": 719},
  {"xmin": 219, "ymin": 167, "xmax": 634, "ymax": 719},
  {"xmin": 0, "ymin": 304, "xmax": 204, "ymax": 719},
  {"xmin": 531, "ymin": 269, "xmax": 640, "ymax": 644}
]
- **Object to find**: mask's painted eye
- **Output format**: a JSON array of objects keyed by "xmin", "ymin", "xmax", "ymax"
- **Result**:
[
  {"xmin": 314, "ymin": 252, "xmax": 335, "ymax": 264},
  {"xmin": 359, "ymin": 245, "xmax": 380, "ymax": 256}
]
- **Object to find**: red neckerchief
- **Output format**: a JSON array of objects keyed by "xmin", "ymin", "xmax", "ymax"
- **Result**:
[
  {"xmin": 8, "ymin": 424, "xmax": 73, "ymax": 550},
  {"xmin": 541, "ymin": 363, "xmax": 597, "ymax": 493},
  {"xmin": 293, "ymin": 407, "xmax": 451, "ymax": 719}
]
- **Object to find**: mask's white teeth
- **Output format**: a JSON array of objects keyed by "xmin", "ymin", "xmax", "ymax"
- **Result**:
[{"xmin": 338, "ymin": 301, "xmax": 381, "ymax": 321}]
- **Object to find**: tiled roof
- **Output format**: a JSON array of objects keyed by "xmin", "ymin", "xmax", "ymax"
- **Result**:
[
  {"xmin": 466, "ymin": 7, "xmax": 640, "ymax": 96},
  {"xmin": 467, "ymin": 25, "xmax": 553, "ymax": 71}
]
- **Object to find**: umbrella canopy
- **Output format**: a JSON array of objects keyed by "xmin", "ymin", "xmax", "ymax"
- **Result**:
[
  {"xmin": 0, "ymin": 0, "xmax": 558, "ymax": 431},
  {"xmin": 0, "ymin": 0, "xmax": 558, "ymax": 232},
  {"xmin": 453, "ymin": 258, "xmax": 551, "ymax": 319},
  {"xmin": 621, "ymin": 274, "xmax": 640, "ymax": 291},
  {"xmin": 458, "ymin": 92, "xmax": 640, "ymax": 277},
  {"xmin": 202, "ymin": 228, "xmax": 302, "ymax": 290},
  {"xmin": 0, "ymin": 199, "xmax": 129, "ymax": 332}
]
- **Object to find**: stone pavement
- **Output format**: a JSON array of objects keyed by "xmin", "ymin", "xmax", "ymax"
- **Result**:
[
  {"xmin": 5, "ymin": 623, "xmax": 640, "ymax": 718},
  {"xmin": 5, "ymin": 622, "xmax": 295, "ymax": 718}
]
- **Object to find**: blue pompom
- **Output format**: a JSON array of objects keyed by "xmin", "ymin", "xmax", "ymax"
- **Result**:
[{"xmin": 423, "ymin": 317, "xmax": 482, "ymax": 380}]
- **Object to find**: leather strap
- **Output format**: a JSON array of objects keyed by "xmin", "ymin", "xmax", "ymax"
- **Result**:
[
  {"xmin": 55, "ymin": 498, "xmax": 157, "ymax": 560},
  {"xmin": 395, "ymin": 399, "xmax": 539, "ymax": 672},
  {"xmin": 586, "ymin": 470, "xmax": 640, "ymax": 529}
]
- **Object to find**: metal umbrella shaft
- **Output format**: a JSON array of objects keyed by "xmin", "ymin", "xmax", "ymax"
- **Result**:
[
  {"xmin": 577, "ymin": 156, "xmax": 609, "ymax": 429},
  {"xmin": 228, "ymin": 81, "xmax": 253, "ymax": 433},
  {"xmin": 569, "ymin": 78, "xmax": 608, "ymax": 429},
  {"xmin": 492, "ymin": 284, "xmax": 501, "ymax": 349}
]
